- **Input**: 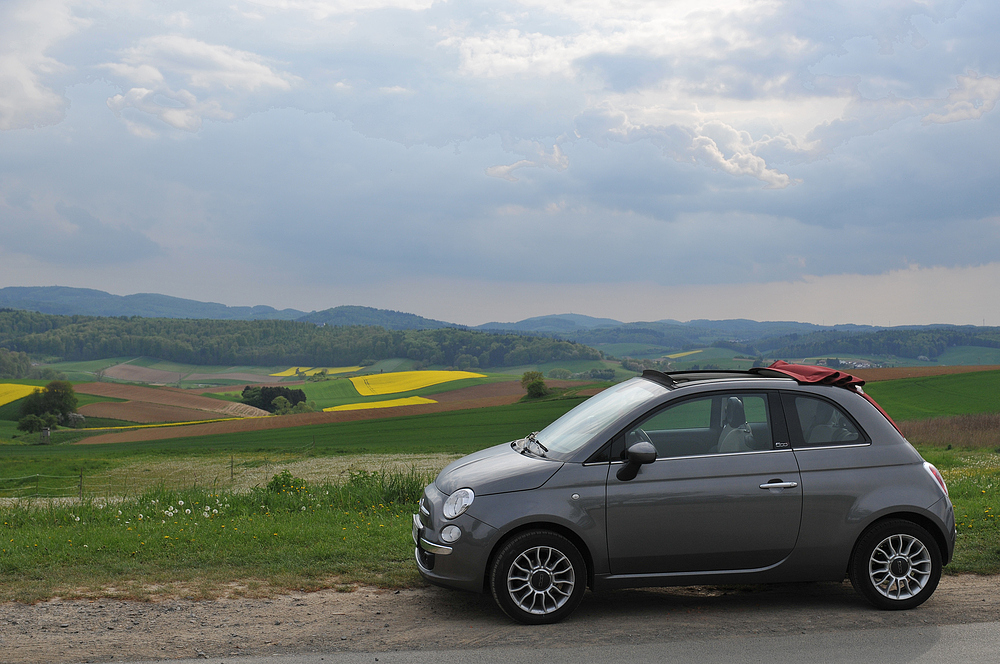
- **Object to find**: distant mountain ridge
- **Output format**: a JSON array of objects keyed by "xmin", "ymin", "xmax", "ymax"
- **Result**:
[
  {"xmin": 7, "ymin": 286, "xmax": 1000, "ymax": 365},
  {"xmin": 478, "ymin": 313, "xmax": 623, "ymax": 333},
  {"xmin": 299, "ymin": 305, "xmax": 455, "ymax": 330},
  {"xmin": 0, "ymin": 286, "xmax": 307, "ymax": 320}
]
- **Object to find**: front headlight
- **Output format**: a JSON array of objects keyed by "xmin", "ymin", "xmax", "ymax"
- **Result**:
[{"xmin": 443, "ymin": 487, "xmax": 475, "ymax": 519}]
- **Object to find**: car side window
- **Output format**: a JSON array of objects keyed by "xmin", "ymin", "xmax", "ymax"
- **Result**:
[
  {"xmin": 623, "ymin": 393, "xmax": 773, "ymax": 459},
  {"xmin": 790, "ymin": 395, "xmax": 862, "ymax": 446}
]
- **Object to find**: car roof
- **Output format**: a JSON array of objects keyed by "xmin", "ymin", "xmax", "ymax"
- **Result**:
[
  {"xmin": 639, "ymin": 361, "xmax": 904, "ymax": 436},
  {"xmin": 639, "ymin": 369, "xmax": 795, "ymax": 389},
  {"xmin": 639, "ymin": 360, "xmax": 867, "ymax": 391}
]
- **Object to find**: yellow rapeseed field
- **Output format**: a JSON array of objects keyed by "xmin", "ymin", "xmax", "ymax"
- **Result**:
[
  {"xmin": 666, "ymin": 350, "xmax": 702, "ymax": 359},
  {"xmin": 350, "ymin": 370, "xmax": 486, "ymax": 396},
  {"xmin": 269, "ymin": 366, "xmax": 364, "ymax": 377},
  {"xmin": 324, "ymin": 396, "xmax": 438, "ymax": 412},
  {"xmin": 0, "ymin": 383, "xmax": 37, "ymax": 408}
]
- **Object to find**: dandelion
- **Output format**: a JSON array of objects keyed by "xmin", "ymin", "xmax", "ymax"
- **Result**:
[
  {"xmin": 178, "ymin": 500, "xmax": 184, "ymax": 506},
  {"xmin": 75, "ymin": 516, "xmax": 80, "ymax": 522},
  {"xmin": 185, "ymin": 509, "xmax": 191, "ymax": 514}
]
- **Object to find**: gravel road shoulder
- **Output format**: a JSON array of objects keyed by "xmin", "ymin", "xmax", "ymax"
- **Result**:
[{"xmin": 2, "ymin": 575, "xmax": 998, "ymax": 663}]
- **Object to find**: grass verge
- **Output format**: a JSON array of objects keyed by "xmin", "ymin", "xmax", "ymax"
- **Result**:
[
  {"xmin": 0, "ymin": 468, "xmax": 431, "ymax": 603},
  {"xmin": 1, "ymin": 444, "xmax": 996, "ymax": 604}
]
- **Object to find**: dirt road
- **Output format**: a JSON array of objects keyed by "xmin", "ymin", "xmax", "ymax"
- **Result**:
[{"xmin": 2, "ymin": 575, "xmax": 998, "ymax": 663}]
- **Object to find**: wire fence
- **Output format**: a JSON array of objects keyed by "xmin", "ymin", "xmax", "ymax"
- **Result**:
[
  {"xmin": 0, "ymin": 440, "xmax": 451, "ymax": 501},
  {"xmin": 0, "ymin": 440, "xmax": 319, "ymax": 500}
]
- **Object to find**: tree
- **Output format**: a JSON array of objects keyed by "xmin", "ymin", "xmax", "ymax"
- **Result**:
[
  {"xmin": 41, "ymin": 380, "xmax": 77, "ymax": 418},
  {"xmin": 241, "ymin": 385, "xmax": 307, "ymax": 413},
  {"xmin": 520, "ymin": 371, "xmax": 544, "ymax": 390},
  {"xmin": 521, "ymin": 371, "xmax": 548, "ymax": 398},
  {"xmin": 17, "ymin": 414, "xmax": 46, "ymax": 434},
  {"xmin": 19, "ymin": 380, "xmax": 78, "ymax": 422},
  {"xmin": 271, "ymin": 396, "xmax": 292, "ymax": 414},
  {"xmin": 526, "ymin": 379, "xmax": 548, "ymax": 398}
]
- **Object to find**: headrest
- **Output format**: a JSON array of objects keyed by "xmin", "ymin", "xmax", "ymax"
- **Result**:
[{"xmin": 725, "ymin": 396, "xmax": 746, "ymax": 427}]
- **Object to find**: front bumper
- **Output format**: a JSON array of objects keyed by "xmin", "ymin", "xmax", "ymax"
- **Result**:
[
  {"xmin": 413, "ymin": 513, "xmax": 453, "ymax": 555},
  {"xmin": 413, "ymin": 486, "xmax": 497, "ymax": 593}
]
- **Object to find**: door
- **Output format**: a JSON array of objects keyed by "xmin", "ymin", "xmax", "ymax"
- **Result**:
[{"xmin": 606, "ymin": 392, "xmax": 802, "ymax": 575}]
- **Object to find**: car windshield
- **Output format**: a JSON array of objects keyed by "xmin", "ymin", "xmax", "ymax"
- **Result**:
[{"xmin": 535, "ymin": 378, "xmax": 667, "ymax": 459}]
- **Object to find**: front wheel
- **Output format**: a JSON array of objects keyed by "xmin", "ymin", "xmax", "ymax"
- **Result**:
[
  {"xmin": 849, "ymin": 519, "xmax": 942, "ymax": 610},
  {"xmin": 489, "ymin": 530, "xmax": 587, "ymax": 624}
]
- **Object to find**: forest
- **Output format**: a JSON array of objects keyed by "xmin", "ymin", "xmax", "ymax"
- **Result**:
[{"xmin": 0, "ymin": 310, "xmax": 602, "ymax": 371}]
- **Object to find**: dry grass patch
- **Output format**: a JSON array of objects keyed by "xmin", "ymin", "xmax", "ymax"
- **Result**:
[
  {"xmin": 90, "ymin": 453, "xmax": 460, "ymax": 495},
  {"xmin": 901, "ymin": 413, "xmax": 1000, "ymax": 449}
]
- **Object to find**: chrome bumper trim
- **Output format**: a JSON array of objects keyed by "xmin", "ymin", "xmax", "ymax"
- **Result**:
[{"xmin": 413, "ymin": 513, "xmax": 452, "ymax": 555}]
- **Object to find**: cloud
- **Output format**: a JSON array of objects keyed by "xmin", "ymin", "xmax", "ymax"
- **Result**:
[
  {"xmin": 0, "ymin": 0, "xmax": 84, "ymax": 130},
  {"xmin": 0, "ymin": 182, "xmax": 163, "ymax": 265},
  {"xmin": 923, "ymin": 74, "xmax": 1000, "ymax": 124},
  {"xmin": 574, "ymin": 106, "xmax": 797, "ymax": 187},
  {"xmin": 486, "ymin": 143, "xmax": 568, "ymax": 181},
  {"xmin": 240, "ymin": 0, "xmax": 438, "ymax": 20},
  {"xmin": 2, "ymin": 0, "xmax": 1000, "ymax": 328},
  {"xmin": 101, "ymin": 35, "xmax": 298, "ymax": 133}
]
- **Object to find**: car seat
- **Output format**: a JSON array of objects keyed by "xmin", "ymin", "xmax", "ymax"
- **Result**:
[{"xmin": 718, "ymin": 396, "xmax": 755, "ymax": 453}]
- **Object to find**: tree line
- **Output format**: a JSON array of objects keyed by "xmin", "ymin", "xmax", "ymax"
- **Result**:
[
  {"xmin": 765, "ymin": 328, "xmax": 1000, "ymax": 360},
  {"xmin": 0, "ymin": 310, "xmax": 602, "ymax": 368}
]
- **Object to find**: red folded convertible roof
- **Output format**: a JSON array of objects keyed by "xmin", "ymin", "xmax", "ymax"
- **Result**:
[
  {"xmin": 756, "ymin": 360, "xmax": 902, "ymax": 435},
  {"xmin": 758, "ymin": 359, "xmax": 866, "ymax": 388}
]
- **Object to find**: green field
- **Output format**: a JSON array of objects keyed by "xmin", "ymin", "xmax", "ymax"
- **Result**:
[
  {"xmin": 936, "ymin": 346, "xmax": 1000, "ymax": 366},
  {"xmin": 865, "ymin": 370, "xmax": 1000, "ymax": 421},
  {"xmin": 595, "ymin": 343, "xmax": 675, "ymax": 359},
  {"xmin": 488, "ymin": 358, "xmax": 626, "ymax": 378},
  {"xmin": 0, "ymin": 399, "xmax": 586, "ymax": 481}
]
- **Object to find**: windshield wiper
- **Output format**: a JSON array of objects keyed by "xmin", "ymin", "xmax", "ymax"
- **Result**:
[
  {"xmin": 524, "ymin": 432, "xmax": 547, "ymax": 456},
  {"xmin": 513, "ymin": 432, "xmax": 547, "ymax": 456}
]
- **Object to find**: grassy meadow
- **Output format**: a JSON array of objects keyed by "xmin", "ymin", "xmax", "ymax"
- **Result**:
[
  {"xmin": 1, "ymin": 366, "xmax": 999, "ymax": 602},
  {"xmin": 865, "ymin": 370, "xmax": 1000, "ymax": 420}
]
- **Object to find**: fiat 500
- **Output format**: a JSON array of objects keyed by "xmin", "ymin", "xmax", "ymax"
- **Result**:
[{"xmin": 413, "ymin": 362, "xmax": 955, "ymax": 624}]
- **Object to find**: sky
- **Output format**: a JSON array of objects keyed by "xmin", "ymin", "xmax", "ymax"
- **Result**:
[{"xmin": 1, "ymin": 0, "xmax": 999, "ymax": 327}]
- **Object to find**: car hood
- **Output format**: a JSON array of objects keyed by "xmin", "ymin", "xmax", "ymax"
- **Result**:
[{"xmin": 435, "ymin": 442, "xmax": 563, "ymax": 496}]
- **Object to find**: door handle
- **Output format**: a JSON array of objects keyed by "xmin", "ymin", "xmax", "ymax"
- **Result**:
[{"xmin": 759, "ymin": 481, "xmax": 798, "ymax": 489}]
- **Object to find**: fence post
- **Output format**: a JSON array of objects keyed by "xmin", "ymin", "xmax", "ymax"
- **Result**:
[
  {"xmin": 79, "ymin": 471, "xmax": 84, "ymax": 500},
  {"xmin": 231, "ymin": 455, "xmax": 234, "ymax": 482}
]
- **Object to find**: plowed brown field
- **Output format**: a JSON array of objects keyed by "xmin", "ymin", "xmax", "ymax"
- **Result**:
[
  {"xmin": 101, "ymin": 364, "xmax": 183, "ymax": 383},
  {"xmin": 74, "ymin": 380, "xmax": 604, "ymax": 445},
  {"xmin": 75, "ymin": 383, "xmax": 270, "ymax": 423},
  {"xmin": 76, "ymin": 385, "xmax": 525, "ymax": 445},
  {"xmin": 185, "ymin": 372, "xmax": 284, "ymax": 383},
  {"xmin": 76, "ymin": 383, "xmax": 258, "ymax": 412},
  {"xmin": 78, "ymin": 402, "xmax": 217, "ymax": 423}
]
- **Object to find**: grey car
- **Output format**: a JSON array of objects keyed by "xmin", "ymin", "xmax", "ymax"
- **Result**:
[{"xmin": 413, "ymin": 362, "xmax": 956, "ymax": 624}]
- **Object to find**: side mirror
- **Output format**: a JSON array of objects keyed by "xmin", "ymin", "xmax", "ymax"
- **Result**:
[{"xmin": 616, "ymin": 441, "xmax": 657, "ymax": 481}]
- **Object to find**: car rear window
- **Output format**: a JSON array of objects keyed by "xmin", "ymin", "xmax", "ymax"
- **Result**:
[{"xmin": 788, "ymin": 395, "xmax": 864, "ymax": 446}]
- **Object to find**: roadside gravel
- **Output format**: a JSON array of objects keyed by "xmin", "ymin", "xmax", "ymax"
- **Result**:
[{"xmin": 2, "ymin": 575, "xmax": 998, "ymax": 663}]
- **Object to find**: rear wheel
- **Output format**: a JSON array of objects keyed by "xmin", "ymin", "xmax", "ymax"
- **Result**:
[
  {"xmin": 489, "ymin": 530, "xmax": 587, "ymax": 624},
  {"xmin": 849, "ymin": 519, "xmax": 941, "ymax": 610}
]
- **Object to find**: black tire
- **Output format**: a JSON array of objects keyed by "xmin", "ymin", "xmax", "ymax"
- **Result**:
[
  {"xmin": 489, "ymin": 530, "xmax": 587, "ymax": 624},
  {"xmin": 849, "ymin": 519, "xmax": 942, "ymax": 610}
]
